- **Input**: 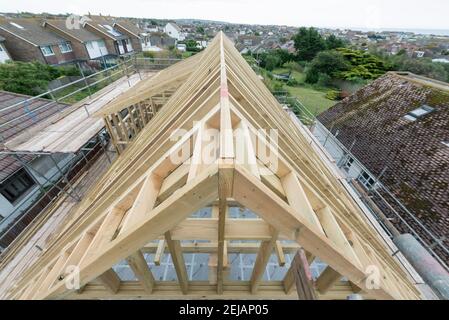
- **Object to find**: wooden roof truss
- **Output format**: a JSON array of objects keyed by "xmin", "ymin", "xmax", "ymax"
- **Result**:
[{"xmin": 7, "ymin": 33, "xmax": 420, "ymax": 300}]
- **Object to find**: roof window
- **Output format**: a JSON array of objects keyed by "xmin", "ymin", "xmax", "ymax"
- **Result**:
[
  {"xmin": 404, "ymin": 105, "xmax": 434, "ymax": 121},
  {"xmin": 9, "ymin": 22, "xmax": 24, "ymax": 29}
]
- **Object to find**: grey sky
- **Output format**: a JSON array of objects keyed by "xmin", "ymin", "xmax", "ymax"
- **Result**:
[{"xmin": 1, "ymin": 0, "xmax": 448, "ymax": 30}]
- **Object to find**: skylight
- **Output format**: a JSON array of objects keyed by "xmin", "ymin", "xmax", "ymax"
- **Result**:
[
  {"xmin": 9, "ymin": 22, "xmax": 24, "ymax": 29},
  {"xmin": 404, "ymin": 105, "xmax": 434, "ymax": 121},
  {"xmin": 99, "ymin": 24, "xmax": 123, "ymax": 37}
]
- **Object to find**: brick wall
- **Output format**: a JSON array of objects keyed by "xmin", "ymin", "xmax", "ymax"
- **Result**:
[
  {"xmin": 43, "ymin": 24, "xmax": 89, "ymax": 61},
  {"xmin": 114, "ymin": 25, "xmax": 142, "ymax": 52},
  {"xmin": 0, "ymin": 30, "xmax": 45, "ymax": 63},
  {"xmin": 84, "ymin": 24, "xmax": 118, "ymax": 56}
]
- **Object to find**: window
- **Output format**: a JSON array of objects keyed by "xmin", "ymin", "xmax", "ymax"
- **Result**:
[
  {"xmin": 58, "ymin": 42, "xmax": 72, "ymax": 53},
  {"xmin": 99, "ymin": 24, "xmax": 123, "ymax": 37},
  {"xmin": 40, "ymin": 46, "xmax": 54, "ymax": 56},
  {"xmin": 341, "ymin": 156, "xmax": 354, "ymax": 172},
  {"xmin": 357, "ymin": 171, "xmax": 376, "ymax": 190},
  {"xmin": 9, "ymin": 22, "xmax": 24, "ymax": 29},
  {"xmin": 404, "ymin": 105, "xmax": 434, "ymax": 121},
  {"xmin": 0, "ymin": 169, "xmax": 35, "ymax": 204}
]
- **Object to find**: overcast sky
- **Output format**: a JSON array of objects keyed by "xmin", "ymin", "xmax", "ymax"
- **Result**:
[{"xmin": 1, "ymin": 0, "xmax": 448, "ymax": 30}]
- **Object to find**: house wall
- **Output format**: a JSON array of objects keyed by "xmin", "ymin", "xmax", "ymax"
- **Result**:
[
  {"xmin": 0, "ymin": 153, "xmax": 74, "ymax": 234},
  {"xmin": 164, "ymin": 23, "xmax": 184, "ymax": 40},
  {"xmin": 85, "ymin": 39, "xmax": 108, "ymax": 59},
  {"xmin": 0, "ymin": 42, "xmax": 11, "ymax": 63},
  {"xmin": 43, "ymin": 23, "xmax": 90, "ymax": 61},
  {"xmin": 128, "ymin": 37, "xmax": 139, "ymax": 52},
  {"xmin": 84, "ymin": 24, "xmax": 118, "ymax": 56},
  {"xmin": 0, "ymin": 30, "xmax": 45, "ymax": 63},
  {"xmin": 42, "ymin": 44, "xmax": 76, "ymax": 65},
  {"xmin": 114, "ymin": 25, "xmax": 142, "ymax": 52}
]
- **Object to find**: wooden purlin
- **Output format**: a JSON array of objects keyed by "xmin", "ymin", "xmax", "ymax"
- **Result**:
[{"xmin": 4, "ymin": 32, "xmax": 420, "ymax": 300}]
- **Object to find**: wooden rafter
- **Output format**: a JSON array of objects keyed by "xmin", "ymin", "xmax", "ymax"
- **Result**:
[{"xmin": 2, "ymin": 32, "xmax": 421, "ymax": 300}]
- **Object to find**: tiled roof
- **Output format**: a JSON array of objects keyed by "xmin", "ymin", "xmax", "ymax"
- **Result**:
[
  {"xmin": 0, "ymin": 91, "xmax": 69, "ymax": 182},
  {"xmin": 113, "ymin": 20, "xmax": 144, "ymax": 38},
  {"xmin": 85, "ymin": 16, "xmax": 128, "ymax": 41},
  {"xmin": 44, "ymin": 19, "xmax": 102, "ymax": 43},
  {"xmin": 317, "ymin": 72, "xmax": 449, "ymax": 254},
  {"xmin": 0, "ymin": 18, "xmax": 68, "ymax": 47}
]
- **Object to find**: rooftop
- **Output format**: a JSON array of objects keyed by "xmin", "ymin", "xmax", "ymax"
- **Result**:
[
  {"xmin": 0, "ymin": 18, "xmax": 68, "ymax": 47},
  {"xmin": 317, "ymin": 72, "xmax": 449, "ymax": 258},
  {"xmin": 43, "ymin": 19, "xmax": 102, "ymax": 43}
]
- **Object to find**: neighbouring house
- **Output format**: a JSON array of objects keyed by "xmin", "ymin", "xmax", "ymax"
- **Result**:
[
  {"xmin": 316, "ymin": 72, "xmax": 449, "ymax": 261},
  {"xmin": 0, "ymin": 91, "xmax": 74, "ymax": 237},
  {"xmin": 145, "ymin": 25, "xmax": 159, "ymax": 33},
  {"xmin": 82, "ymin": 16, "xmax": 134, "ymax": 56},
  {"xmin": 148, "ymin": 33, "xmax": 176, "ymax": 51},
  {"xmin": 176, "ymin": 43, "xmax": 186, "ymax": 52},
  {"xmin": 113, "ymin": 20, "xmax": 148, "ymax": 52},
  {"xmin": 237, "ymin": 35, "xmax": 262, "ymax": 47},
  {"xmin": 164, "ymin": 22, "xmax": 185, "ymax": 41},
  {"xmin": 0, "ymin": 18, "xmax": 77, "ymax": 66},
  {"xmin": 280, "ymin": 40, "xmax": 296, "ymax": 54},
  {"xmin": 0, "ymin": 36, "xmax": 12, "ymax": 63},
  {"xmin": 42, "ymin": 19, "xmax": 110, "ymax": 63}
]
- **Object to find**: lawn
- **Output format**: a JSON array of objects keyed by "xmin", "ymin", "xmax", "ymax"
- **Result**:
[
  {"xmin": 272, "ymin": 68, "xmax": 336, "ymax": 115},
  {"xmin": 286, "ymin": 86, "xmax": 336, "ymax": 116}
]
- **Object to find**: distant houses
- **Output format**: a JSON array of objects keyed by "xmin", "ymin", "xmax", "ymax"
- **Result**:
[
  {"xmin": 113, "ymin": 19, "xmax": 148, "ymax": 52},
  {"xmin": 0, "ymin": 16, "xmax": 143, "ymax": 68},
  {"xmin": 42, "ymin": 19, "xmax": 110, "ymax": 62},
  {"xmin": 0, "ymin": 18, "xmax": 78, "ymax": 66},
  {"xmin": 164, "ymin": 22, "xmax": 185, "ymax": 41},
  {"xmin": 82, "ymin": 16, "xmax": 134, "ymax": 56}
]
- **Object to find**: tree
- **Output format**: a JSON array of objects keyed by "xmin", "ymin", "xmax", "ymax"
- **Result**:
[
  {"xmin": 325, "ymin": 34, "xmax": 346, "ymax": 50},
  {"xmin": 257, "ymin": 49, "xmax": 294, "ymax": 71},
  {"xmin": 0, "ymin": 61, "xmax": 80, "ymax": 96},
  {"xmin": 305, "ymin": 50, "xmax": 350, "ymax": 84},
  {"xmin": 259, "ymin": 52, "xmax": 282, "ymax": 71},
  {"xmin": 293, "ymin": 27, "xmax": 326, "ymax": 61},
  {"xmin": 336, "ymin": 48, "xmax": 390, "ymax": 80},
  {"xmin": 196, "ymin": 26, "xmax": 205, "ymax": 34}
]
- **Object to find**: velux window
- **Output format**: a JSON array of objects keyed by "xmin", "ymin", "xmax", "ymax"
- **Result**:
[{"xmin": 404, "ymin": 105, "xmax": 434, "ymax": 121}]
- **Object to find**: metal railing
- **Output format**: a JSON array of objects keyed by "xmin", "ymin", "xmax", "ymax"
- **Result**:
[
  {"xmin": 0, "ymin": 55, "xmax": 181, "ymax": 143},
  {"xmin": 0, "ymin": 133, "xmax": 109, "ymax": 251},
  {"xmin": 277, "ymin": 94, "xmax": 449, "ymax": 272},
  {"xmin": 0, "ymin": 55, "xmax": 183, "ymax": 251}
]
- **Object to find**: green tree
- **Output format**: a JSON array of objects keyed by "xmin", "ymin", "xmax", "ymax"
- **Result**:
[
  {"xmin": 325, "ymin": 34, "xmax": 346, "ymax": 50},
  {"xmin": 0, "ymin": 61, "xmax": 80, "ymax": 96},
  {"xmin": 196, "ymin": 26, "xmax": 205, "ymax": 34},
  {"xmin": 293, "ymin": 27, "xmax": 326, "ymax": 61},
  {"xmin": 305, "ymin": 50, "xmax": 350, "ymax": 84}
]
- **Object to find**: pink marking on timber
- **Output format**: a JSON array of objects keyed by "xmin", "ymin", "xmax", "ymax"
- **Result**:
[{"xmin": 220, "ymin": 87, "xmax": 229, "ymax": 98}]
